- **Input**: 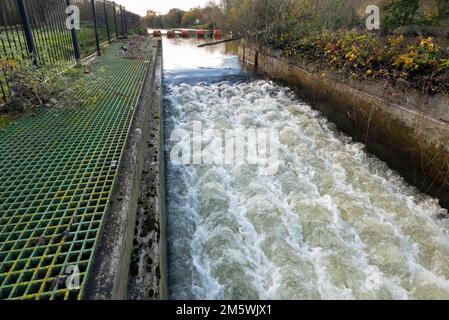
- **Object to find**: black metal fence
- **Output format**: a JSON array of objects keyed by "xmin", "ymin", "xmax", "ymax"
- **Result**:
[{"xmin": 0, "ymin": 0, "xmax": 142, "ymax": 103}]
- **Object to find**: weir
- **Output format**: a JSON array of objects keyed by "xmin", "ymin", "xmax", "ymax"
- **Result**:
[{"xmin": 155, "ymin": 35, "xmax": 449, "ymax": 300}]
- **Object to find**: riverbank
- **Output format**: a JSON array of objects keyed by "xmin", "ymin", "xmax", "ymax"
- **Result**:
[{"xmin": 239, "ymin": 40, "xmax": 449, "ymax": 210}]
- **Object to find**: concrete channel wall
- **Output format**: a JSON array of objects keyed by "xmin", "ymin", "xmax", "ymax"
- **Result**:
[
  {"xmin": 86, "ymin": 38, "xmax": 167, "ymax": 300},
  {"xmin": 128, "ymin": 39, "xmax": 168, "ymax": 301},
  {"xmin": 239, "ymin": 41, "xmax": 449, "ymax": 209}
]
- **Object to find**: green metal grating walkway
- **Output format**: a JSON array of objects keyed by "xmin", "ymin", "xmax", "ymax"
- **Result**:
[{"xmin": 0, "ymin": 39, "xmax": 152, "ymax": 300}]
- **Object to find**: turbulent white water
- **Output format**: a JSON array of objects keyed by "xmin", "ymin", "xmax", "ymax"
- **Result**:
[
  {"xmin": 165, "ymin": 80, "xmax": 449, "ymax": 300},
  {"xmin": 162, "ymin": 37, "xmax": 449, "ymax": 300}
]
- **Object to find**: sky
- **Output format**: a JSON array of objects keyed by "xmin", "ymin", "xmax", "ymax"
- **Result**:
[{"xmin": 113, "ymin": 0, "xmax": 214, "ymax": 16}]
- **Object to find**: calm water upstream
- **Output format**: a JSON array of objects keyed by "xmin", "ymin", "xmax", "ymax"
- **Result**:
[{"xmin": 163, "ymin": 37, "xmax": 449, "ymax": 300}]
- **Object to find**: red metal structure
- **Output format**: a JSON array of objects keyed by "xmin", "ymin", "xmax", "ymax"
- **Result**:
[
  {"xmin": 214, "ymin": 29, "xmax": 222, "ymax": 39},
  {"xmin": 196, "ymin": 29, "xmax": 206, "ymax": 38}
]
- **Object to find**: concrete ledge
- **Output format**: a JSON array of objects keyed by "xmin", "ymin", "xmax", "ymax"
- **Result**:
[
  {"xmin": 85, "ymin": 39, "xmax": 160, "ymax": 300},
  {"xmin": 126, "ymin": 40, "xmax": 166, "ymax": 301},
  {"xmin": 155, "ymin": 40, "xmax": 168, "ymax": 301}
]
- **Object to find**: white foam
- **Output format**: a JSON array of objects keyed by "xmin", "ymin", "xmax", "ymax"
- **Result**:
[{"xmin": 166, "ymin": 80, "xmax": 449, "ymax": 300}]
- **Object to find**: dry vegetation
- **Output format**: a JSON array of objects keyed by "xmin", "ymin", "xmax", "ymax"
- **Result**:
[{"xmin": 221, "ymin": 0, "xmax": 449, "ymax": 95}]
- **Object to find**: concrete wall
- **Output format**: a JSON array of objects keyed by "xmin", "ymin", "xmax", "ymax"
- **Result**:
[
  {"xmin": 239, "ymin": 41, "xmax": 449, "ymax": 209},
  {"xmin": 85, "ymin": 39, "xmax": 165, "ymax": 300},
  {"xmin": 128, "ymin": 39, "xmax": 168, "ymax": 301}
]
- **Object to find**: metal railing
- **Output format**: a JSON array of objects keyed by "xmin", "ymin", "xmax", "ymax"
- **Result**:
[{"xmin": 0, "ymin": 0, "xmax": 142, "ymax": 103}]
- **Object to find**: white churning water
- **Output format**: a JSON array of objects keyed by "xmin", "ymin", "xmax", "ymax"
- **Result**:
[{"xmin": 163, "ymin": 38, "xmax": 449, "ymax": 300}]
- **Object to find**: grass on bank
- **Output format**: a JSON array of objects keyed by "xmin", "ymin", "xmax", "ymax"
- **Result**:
[
  {"xmin": 0, "ymin": 25, "xmax": 115, "ymax": 63},
  {"xmin": 0, "ymin": 114, "xmax": 15, "ymax": 130}
]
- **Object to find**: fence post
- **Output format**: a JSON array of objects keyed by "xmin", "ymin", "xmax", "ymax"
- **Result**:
[
  {"xmin": 113, "ymin": 2, "xmax": 118, "ymax": 38},
  {"xmin": 120, "ymin": 5, "xmax": 125, "ymax": 37},
  {"xmin": 91, "ymin": 0, "xmax": 101, "ymax": 56},
  {"xmin": 66, "ymin": 0, "xmax": 81, "ymax": 62},
  {"xmin": 124, "ymin": 10, "xmax": 128, "ymax": 35},
  {"xmin": 16, "ymin": 0, "xmax": 36, "ymax": 63},
  {"xmin": 103, "ymin": 0, "xmax": 111, "ymax": 43}
]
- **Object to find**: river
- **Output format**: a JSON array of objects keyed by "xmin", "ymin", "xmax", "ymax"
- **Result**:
[{"xmin": 163, "ymin": 36, "xmax": 449, "ymax": 300}]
